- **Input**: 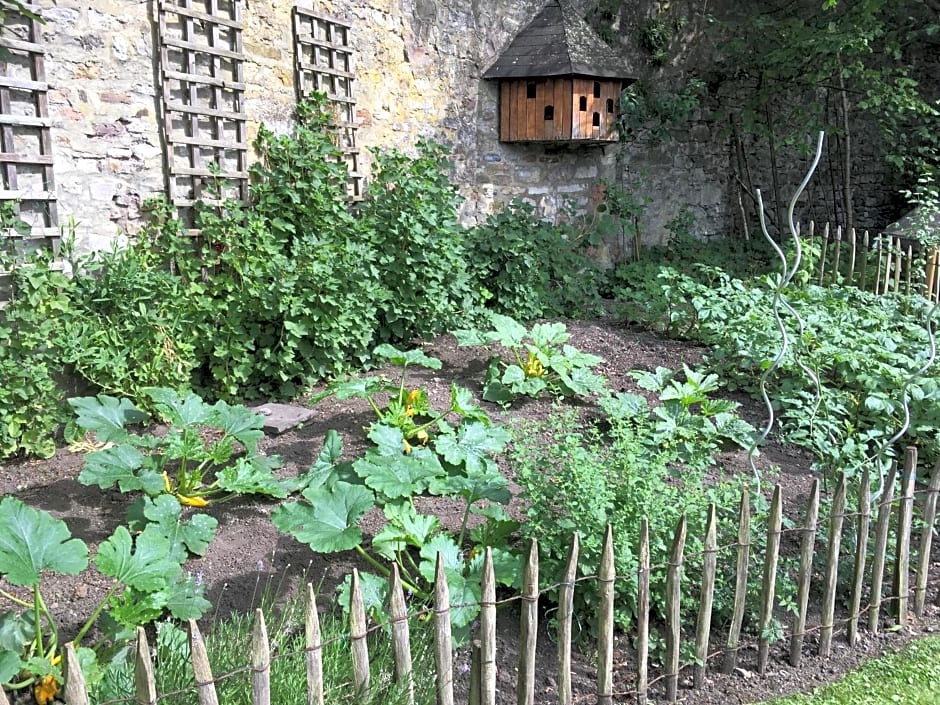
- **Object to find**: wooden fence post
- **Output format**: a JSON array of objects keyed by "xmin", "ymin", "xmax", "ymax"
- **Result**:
[
  {"xmin": 305, "ymin": 584, "xmax": 324, "ymax": 705},
  {"xmin": 790, "ymin": 479, "xmax": 820, "ymax": 666},
  {"xmin": 433, "ymin": 552, "xmax": 454, "ymax": 705},
  {"xmin": 251, "ymin": 608, "xmax": 271, "ymax": 705},
  {"xmin": 188, "ymin": 619, "xmax": 219, "ymax": 705},
  {"xmin": 758, "ymin": 486, "xmax": 783, "ymax": 673},
  {"xmin": 597, "ymin": 525, "xmax": 615, "ymax": 705},
  {"xmin": 819, "ymin": 473, "xmax": 846, "ymax": 657},
  {"xmin": 869, "ymin": 462, "xmax": 898, "ymax": 632},
  {"xmin": 915, "ymin": 461, "xmax": 940, "ymax": 616},
  {"xmin": 349, "ymin": 569, "xmax": 370, "ymax": 697},
  {"xmin": 693, "ymin": 505, "xmax": 717, "ymax": 688},
  {"xmin": 665, "ymin": 516, "xmax": 687, "ymax": 703},
  {"xmin": 637, "ymin": 520, "xmax": 651, "ymax": 705},
  {"xmin": 62, "ymin": 641, "xmax": 89, "ymax": 705},
  {"xmin": 894, "ymin": 448, "xmax": 917, "ymax": 623},
  {"xmin": 722, "ymin": 490, "xmax": 751, "ymax": 675},
  {"xmin": 557, "ymin": 534, "xmax": 579, "ymax": 705},
  {"xmin": 389, "ymin": 564, "xmax": 415, "ymax": 705},
  {"xmin": 134, "ymin": 626, "xmax": 157, "ymax": 705},
  {"xmin": 480, "ymin": 548, "xmax": 497, "ymax": 705},
  {"xmin": 517, "ymin": 540, "xmax": 539, "ymax": 705},
  {"xmin": 847, "ymin": 469, "xmax": 871, "ymax": 647}
]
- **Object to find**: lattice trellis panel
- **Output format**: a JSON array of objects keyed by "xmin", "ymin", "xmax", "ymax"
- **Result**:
[
  {"xmin": 293, "ymin": 6, "xmax": 363, "ymax": 201},
  {"xmin": 158, "ymin": 0, "xmax": 249, "ymax": 227},
  {"xmin": 0, "ymin": 3, "xmax": 58, "ymax": 250}
]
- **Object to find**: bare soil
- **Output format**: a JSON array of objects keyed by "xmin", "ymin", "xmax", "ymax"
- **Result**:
[{"xmin": 2, "ymin": 317, "xmax": 939, "ymax": 704}]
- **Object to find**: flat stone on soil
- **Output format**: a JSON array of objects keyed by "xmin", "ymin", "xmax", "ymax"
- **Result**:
[{"xmin": 251, "ymin": 403, "xmax": 315, "ymax": 435}]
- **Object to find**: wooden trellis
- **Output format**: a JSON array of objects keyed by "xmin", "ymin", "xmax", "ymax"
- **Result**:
[
  {"xmin": 293, "ymin": 6, "xmax": 364, "ymax": 201},
  {"xmin": 0, "ymin": 2, "xmax": 58, "ymax": 250},
  {"xmin": 157, "ymin": 0, "xmax": 249, "ymax": 228}
]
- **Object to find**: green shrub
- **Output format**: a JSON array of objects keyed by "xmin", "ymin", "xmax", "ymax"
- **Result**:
[
  {"xmin": 0, "ymin": 255, "xmax": 72, "ymax": 458},
  {"xmin": 358, "ymin": 140, "xmax": 477, "ymax": 342},
  {"xmin": 465, "ymin": 200, "xmax": 604, "ymax": 321}
]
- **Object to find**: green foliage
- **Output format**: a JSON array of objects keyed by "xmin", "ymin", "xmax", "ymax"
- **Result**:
[
  {"xmin": 0, "ymin": 496, "xmax": 210, "ymax": 697},
  {"xmin": 613, "ymin": 255, "xmax": 940, "ymax": 477},
  {"xmin": 0, "ymin": 254, "xmax": 74, "ymax": 458},
  {"xmin": 71, "ymin": 388, "xmax": 288, "ymax": 507},
  {"xmin": 508, "ymin": 404, "xmax": 769, "ymax": 635},
  {"xmin": 453, "ymin": 314, "xmax": 607, "ymax": 404},
  {"xmin": 273, "ymin": 401, "xmax": 517, "ymax": 637},
  {"xmin": 357, "ymin": 140, "xmax": 476, "ymax": 342},
  {"xmin": 464, "ymin": 200, "xmax": 605, "ymax": 320}
]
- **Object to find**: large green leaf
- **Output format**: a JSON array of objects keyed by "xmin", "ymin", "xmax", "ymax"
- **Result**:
[
  {"xmin": 287, "ymin": 430, "xmax": 352, "ymax": 493},
  {"xmin": 321, "ymin": 376, "xmax": 394, "ymax": 401},
  {"xmin": 434, "ymin": 421, "xmax": 510, "ymax": 473},
  {"xmin": 211, "ymin": 400, "xmax": 265, "ymax": 451},
  {"xmin": 485, "ymin": 314, "xmax": 528, "ymax": 347},
  {"xmin": 354, "ymin": 448, "xmax": 443, "ymax": 499},
  {"xmin": 143, "ymin": 387, "xmax": 214, "ymax": 427},
  {"xmin": 139, "ymin": 495, "xmax": 218, "ymax": 561},
  {"xmin": 77, "ymin": 443, "xmax": 146, "ymax": 491},
  {"xmin": 373, "ymin": 343, "xmax": 442, "ymax": 370},
  {"xmin": 215, "ymin": 456, "xmax": 289, "ymax": 498},
  {"xmin": 0, "ymin": 496, "xmax": 88, "ymax": 587},
  {"xmin": 68, "ymin": 394, "xmax": 147, "ymax": 443},
  {"xmin": 556, "ymin": 367, "xmax": 607, "ymax": 397},
  {"xmin": 271, "ymin": 481, "xmax": 375, "ymax": 553},
  {"xmin": 529, "ymin": 321, "xmax": 569, "ymax": 347},
  {"xmin": 372, "ymin": 503, "xmax": 440, "ymax": 560},
  {"xmin": 163, "ymin": 575, "xmax": 212, "ymax": 619},
  {"xmin": 95, "ymin": 525, "xmax": 179, "ymax": 591}
]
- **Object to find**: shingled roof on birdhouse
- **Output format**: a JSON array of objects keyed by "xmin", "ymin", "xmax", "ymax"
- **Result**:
[{"xmin": 483, "ymin": 0, "xmax": 635, "ymax": 143}]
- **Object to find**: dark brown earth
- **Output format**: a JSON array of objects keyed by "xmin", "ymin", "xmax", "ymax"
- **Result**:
[{"xmin": 2, "ymin": 317, "xmax": 939, "ymax": 704}]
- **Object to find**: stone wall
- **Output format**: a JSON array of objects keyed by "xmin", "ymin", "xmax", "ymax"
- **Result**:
[{"xmin": 9, "ymin": 0, "xmax": 749, "ymax": 256}]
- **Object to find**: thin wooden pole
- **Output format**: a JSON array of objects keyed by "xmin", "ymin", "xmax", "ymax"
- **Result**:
[
  {"xmin": 818, "ymin": 222, "xmax": 830, "ymax": 285},
  {"xmin": 915, "ymin": 461, "xmax": 940, "ymax": 616},
  {"xmin": 62, "ymin": 642, "xmax": 90, "ymax": 705},
  {"xmin": 597, "ymin": 525, "xmax": 615, "ymax": 705},
  {"xmin": 0, "ymin": 684, "xmax": 9, "ymax": 705},
  {"xmin": 832, "ymin": 225, "xmax": 843, "ymax": 281},
  {"xmin": 557, "ymin": 534, "xmax": 579, "ymax": 705},
  {"xmin": 905, "ymin": 244, "xmax": 913, "ymax": 295},
  {"xmin": 480, "ymin": 548, "xmax": 497, "ymax": 705},
  {"xmin": 517, "ymin": 541, "xmax": 539, "ymax": 705},
  {"xmin": 469, "ymin": 640, "xmax": 481, "ymax": 705},
  {"xmin": 819, "ymin": 473, "xmax": 846, "ymax": 657},
  {"xmin": 893, "ymin": 447, "xmax": 917, "ymax": 623},
  {"xmin": 875, "ymin": 236, "xmax": 885, "ymax": 295},
  {"xmin": 349, "ymin": 569, "xmax": 370, "ymax": 697},
  {"xmin": 847, "ymin": 469, "xmax": 871, "ymax": 647},
  {"xmin": 188, "ymin": 619, "xmax": 220, "ymax": 705},
  {"xmin": 847, "ymin": 227, "xmax": 857, "ymax": 283},
  {"xmin": 694, "ymin": 505, "xmax": 718, "ymax": 688},
  {"xmin": 305, "ymin": 584, "xmax": 324, "ymax": 705},
  {"xmin": 893, "ymin": 238, "xmax": 903, "ymax": 294},
  {"xmin": 722, "ymin": 490, "xmax": 751, "ymax": 675},
  {"xmin": 758, "ymin": 486, "xmax": 783, "ymax": 673},
  {"xmin": 389, "ymin": 564, "xmax": 414, "ymax": 704},
  {"xmin": 636, "ymin": 519, "xmax": 650, "ymax": 705},
  {"xmin": 665, "ymin": 516, "xmax": 687, "ymax": 703},
  {"xmin": 134, "ymin": 626, "xmax": 157, "ymax": 705},
  {"xmin": 859, "ymin": 230, "xmax": 870, "ymax": 291},
  {"xmin": 789, "ymin": 479, "xmax": 820, "ymax": 666},
  {"xmin": 251, "ymin": 609, "xmax": 271, "ymax": 705},
  {"xmin": 869, "ymin": 462, "xmax": 898, "ymax": 632},
  {"xmin": 433, "ymin": 553, "xmax": 454, "ymax": 705}
]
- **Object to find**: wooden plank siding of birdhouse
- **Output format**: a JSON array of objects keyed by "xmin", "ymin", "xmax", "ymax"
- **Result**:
[
  {"xmin": 571, "ymin": 78, "xmax": 618, "ymax": 141},
  {"xmin": 500, "ymin": 77, "xmax": 575, "ymax": 142}
]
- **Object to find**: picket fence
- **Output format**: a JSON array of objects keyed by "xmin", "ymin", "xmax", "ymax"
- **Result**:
[
  {"xmin": 800, "ymin": 221, "xmax": 940, "ymax": 302},
  {"xmin": 14, "ymin": 448, "xmax": 940, "ymax": 705}
]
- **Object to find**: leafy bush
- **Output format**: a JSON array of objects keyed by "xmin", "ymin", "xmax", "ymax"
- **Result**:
[
  {"xmin": 464, "ymin": 200, "xmax": 604, "ymax": 320},
  {"xmin": 358, "ymin": 140, "xmax": 477, "ymax": 342},
  {"xmin": 0, "ymin": 255, "xmax": 73, "ymax": 458},
  {"xmin": 508, "ymin": 401, "xmax": 770, "ymax": 636}
]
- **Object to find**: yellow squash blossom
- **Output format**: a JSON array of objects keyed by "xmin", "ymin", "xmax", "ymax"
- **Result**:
[
  {"xmin": 415, "ymin": 429, "xmax": 429, "ymax": 445},
  {"xmin": 402, "ymin": 439, "xmax": 413, "ymax": 455},
  {"xmin": 33, "ymin": 675, "xmax": 58, "ymax": 705},
  {"xmin": 162, "ymin": 471, "xmax": 172, "ymax": 493},
  {"xmin": 523, "ymin": 351, "xmax": 544, "ymax": 378}
]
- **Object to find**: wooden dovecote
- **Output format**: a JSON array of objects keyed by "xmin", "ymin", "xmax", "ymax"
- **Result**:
[{"xmin": 483, "ymin": 0, "xmax": 635, "ymax": 144}]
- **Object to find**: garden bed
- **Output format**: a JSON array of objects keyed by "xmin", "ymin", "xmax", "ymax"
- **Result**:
[{"xmin": 2, "ymin": 317, "xmax": 938, "ymax": 705}]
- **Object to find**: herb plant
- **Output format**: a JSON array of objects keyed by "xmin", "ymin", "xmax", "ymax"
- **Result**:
[{"xmin": 453, "ymin": 314, "xmax": 608, "ymax": 404}]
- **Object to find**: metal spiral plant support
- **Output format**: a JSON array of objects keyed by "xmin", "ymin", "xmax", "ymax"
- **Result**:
[{"xmin": 747, "ymin": 132, "xmax": 826, "ymax": 483}]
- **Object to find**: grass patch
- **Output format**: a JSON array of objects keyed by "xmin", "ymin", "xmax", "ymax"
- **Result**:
[
  {"xmin": 763, "ymin": 635, "xmax": 940, "ymax": 704},
  {"xmin": 93, "ymin": 588, "xmax": 437, "ymax": 705}
]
